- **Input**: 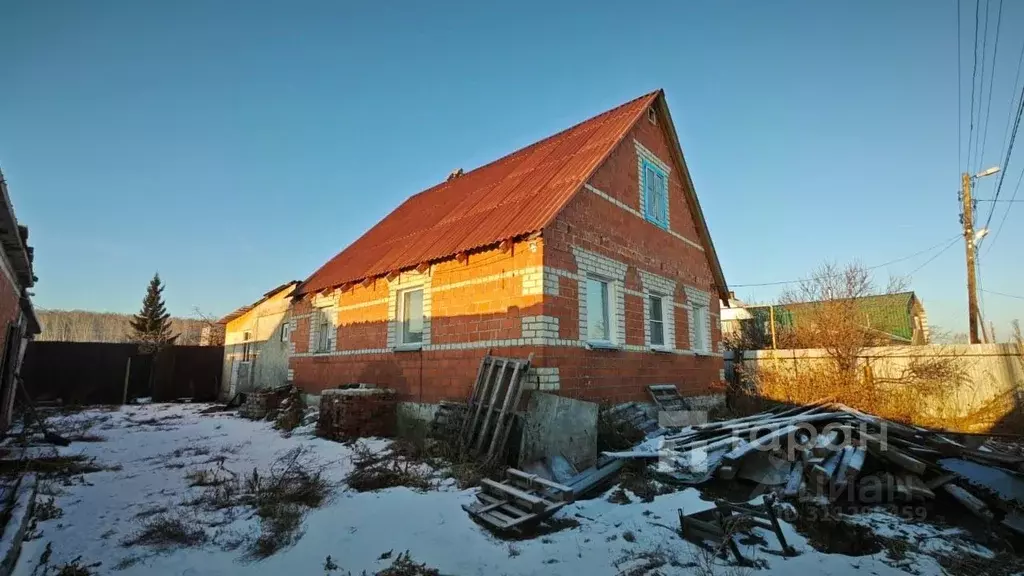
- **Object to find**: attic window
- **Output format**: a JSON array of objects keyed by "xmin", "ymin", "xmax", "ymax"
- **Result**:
[{"xmin": 647, "ymin": 107, "xmax": 657, "ymax": 125}]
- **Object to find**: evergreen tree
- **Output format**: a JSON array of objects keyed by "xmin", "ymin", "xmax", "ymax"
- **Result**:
[{"xmin": 130, "ymin": 273, "xmax": 177, "ymax": 347}]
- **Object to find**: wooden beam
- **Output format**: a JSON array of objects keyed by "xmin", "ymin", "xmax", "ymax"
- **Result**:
[
  {"xmin": 361, "ymin": 277, "xmax": 375, "ymax": 288},
  {"xmin": 385, "ymin": 270, "xmax": 400, "ymax": 282},
  {"xmin": 499, "ymin": 239, "xmax": 512, "ymax": 253},
  {"xmin": 415, "ymin": 262, "xmax": 430, "ymax": 274},
  {"xmin": 456, "ymin": 252, "xmax": 469, "ymax": 265}
]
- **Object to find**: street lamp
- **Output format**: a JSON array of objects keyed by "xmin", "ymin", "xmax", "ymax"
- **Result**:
[{"xmin": 974, "ymin": 166, "xmax": 1000, "ymax": 179}]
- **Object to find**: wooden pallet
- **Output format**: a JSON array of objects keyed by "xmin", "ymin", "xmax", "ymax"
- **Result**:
[
  {"xmin": 460, "ymin": 352, "xmax": 534, "ymax": 463},
  {"xmin": 648, "ymin": 384, "xmax": 690, "ymax": 412},
  {"xmin": 463, "ymin": 468, "xmax": 573, "ymax": 532}
]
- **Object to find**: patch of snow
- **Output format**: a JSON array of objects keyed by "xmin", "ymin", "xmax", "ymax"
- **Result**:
[{"xmin": 8, "ymin": 404, "xmax": 981, "ymax": 576}]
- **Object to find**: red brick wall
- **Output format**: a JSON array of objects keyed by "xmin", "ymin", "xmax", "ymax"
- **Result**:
[
  {"xmin": 291, "ymin": 240, "xmax": 547, "ymax": 402},
  {"xmin": 289, "ymin": 105, "xmax": 725, "ymax": 405},
  {"xmin": 540, "ymin": 104, "xmax": 724, "ymax": 401}
]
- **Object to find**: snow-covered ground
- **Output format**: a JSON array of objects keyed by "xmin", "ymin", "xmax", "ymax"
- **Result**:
[{"xmin": 12, "ymin": 404, "xmax": 990, "ymax": 575}]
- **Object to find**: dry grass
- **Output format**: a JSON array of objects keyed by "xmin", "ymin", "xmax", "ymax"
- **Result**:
[
  {"xmin": 123, "ymin": 513, "xmax": 207, "ymax": 549},
  {"xmin": 345, "ymin": 442, "xmax": 432, "ymax": 492},
  {"xmin": 751, "ymin": 351, "xmax": 981, "ymax": 431}
]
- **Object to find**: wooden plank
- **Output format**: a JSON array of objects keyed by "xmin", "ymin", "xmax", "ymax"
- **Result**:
[
  {"xmin": 472, "ymin": 359, "xmax": 508, "ymax": 453},
  {"xmin": 487, "ymin": 354, "xmax": 533, "ymax": 461},
  {"xmin": 722, "ymin": 424, "xmax": 800, "ymax": 466},
  {"xmin": 811, "ymin": 429, "xmax": 842, "ymax": 457},
  {"xmin": 862, "ymin": 433, "xmax": 928, "ymax": 476},
  {"xmin": 463, "ymin": 357, "xmax": 499, "ymax": 443},
  {"xmin": 901, "ymin": 474, "xmax": 935, "ymax": 500},
  {"xmin": 505, "ymin": 468, "xmax": 573, "ymax": 501},
  {"xmin": 782, "ymin": 459, "xmax": 805, "ymax": 498},
  {"xmin": 925, "ymin": 473, "xmax": 957, "ymax": 490},
  {"xmin": 480, "ymin": 479, "xmax": 545, "ymax": 513},
  {"xmin": 943, "ymin": 484, "xmax": 993, "ymax": 520},
  {"xmin": 808, "ymin": 449, "xmax": 843, "ymax": 487}
]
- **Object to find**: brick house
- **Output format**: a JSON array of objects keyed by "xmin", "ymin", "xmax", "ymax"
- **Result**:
[
  {"xmin": 289, "ymin": 90, "xmax": 729, "ymax": 404},
  {"xmin": 0, "ymin": 169, "xmax": 40, "ymax": 431}
]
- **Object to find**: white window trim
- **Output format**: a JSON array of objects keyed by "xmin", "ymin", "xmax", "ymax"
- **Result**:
[
  {"xmin": 640, "ymin": 270, "xmax": 676, "ymax": 352},
  {"xmin": 395, "ymin": 286, "xmax": 426, "ymax": 350},
  {"xmin": 647, "ymin": 293, "xmax": 669, "ymax": 351},
  {"xmin": 572, "ymin": 247, "xmax": 627, "ymax": 350},
  {"xmin": 684, "ymin": 286, "xmax": 713, "ymax": 355},
  {"xmin": 387, "ymin": 270, "xmax": 432, "ymax": 352},
  {"xmin": 311, "ymin": 305, "xmax": 336, "ymax": 354},
  {"xmin": 584, "ymin": 274, "xmax": 618, "ymax": 348}
]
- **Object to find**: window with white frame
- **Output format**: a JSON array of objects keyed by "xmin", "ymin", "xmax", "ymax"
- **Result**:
[
  {"xmin": 642, "ymin": 159, "xmax": 668, "ymax": 228},
  {"xmin": 648, "ymin": 294, "xmax": 666, "ymax": 347},
  {"xmin": 281, "ymin": 322, "xmax": 291, "ymax": 343},
  {"xmin": 692, "ymin": 302, "xmax": 710, "ymax": 353},
  {"xmin": 398, "ymin": 287, "xmax": 424, "ymax": 346},
  {"xmin": 241, "ymin": 330, "xmax": 252, "ymax": 361},
  {"xmin": 586, "ymin": 276, "xmax": 613, "ymax": 344},
  {"xmin": 316, "ymin": 317, "xmax": 330, "ymax": 353}
]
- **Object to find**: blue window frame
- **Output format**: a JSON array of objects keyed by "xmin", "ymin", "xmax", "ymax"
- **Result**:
[{"xmin": 642, "ymin": 158, "xmax": 668, "ymax": 228}]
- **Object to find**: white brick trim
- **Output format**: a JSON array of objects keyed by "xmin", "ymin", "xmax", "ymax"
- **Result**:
[
  {"xmin": 309, "ymin": 303, "xmax": 337, "ymax": 355},
  {"xmin": 290, "ymin": 338, "xmax": 699, "ymax": 358},
  {"xmin": 636, "ymin": 140, "xmax": 672, "ymax": 229},
  {"xmin": 388, "ymin": 271, "xmax": 432, "ymax": 349},
  {"xmin": 521, "ymin": 315, "xmax": 560, "ymax": 340},
  {"xmin": 583, "ymin": 183, "xmax": 703, "ymax": 251},
  {"xmin": 683, "ymin": 286, "xmax": 713, "ymax": 354},
  {"xmin": 525, "ymin": 367, "xmax": 560, "ymax": 392},
  {"xmin": 639, "ymin": 270, "xmax": 676, "ymax": 350},
  {"xmin": 572, "ymin": 247, "xmax": 627, "ymax": 346}
]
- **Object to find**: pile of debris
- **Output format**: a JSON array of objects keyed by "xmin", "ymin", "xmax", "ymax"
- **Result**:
[{"xmin": 604, "ymin": 400, "xmax": 1024, "ymax": 540}]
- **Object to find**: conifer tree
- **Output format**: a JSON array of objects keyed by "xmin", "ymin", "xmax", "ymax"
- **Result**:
[{"xmin": 130, "ymin": 273, "xmax": 177, "ymax": 347}]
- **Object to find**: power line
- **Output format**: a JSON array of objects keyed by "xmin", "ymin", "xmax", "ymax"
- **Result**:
[
  {"xmin": 966, "ymin": 0, "xmax": 982, "ymax": 168},
  {"xmin": 905, "ymin": 236, "xmax": 962, "ymax": 277},
  {"xmin": 982, "ymin": 67, "xmax": 1024, "ymax": 232},
  {"xmin": 976, "ymin": 197, "xmax": 1024, "ymax": 202},
  {"xmin": 958, "ymin": 0, "xmax": 964, "ymax": 171},
  {"xmin": 976, "ymin": 0, "xmax": 1003, "ymax": 176},
  {"xmin": 984, "ymin": 164, "xmax": 1024, "ymax": 255},
  {"xmin": 981, "ymin": 288, "xmax": 1024, "ymax": 300},
  {"xmin": 731, "ymin": 234, "xmax": 961, "ymax": 288}
]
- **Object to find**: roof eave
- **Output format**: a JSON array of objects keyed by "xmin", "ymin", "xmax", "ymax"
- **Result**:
[{"xmin": 651, "ymin": 93, "xmax": 730, "ymax": 303}]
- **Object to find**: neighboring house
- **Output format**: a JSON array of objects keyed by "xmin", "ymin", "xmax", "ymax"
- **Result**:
[
  {"xmin": 220, "ymin": 281, "xmax": 299, "ymax": 399},
  {"xmin": 289, "ymin": 90, "xmax": 729, "ymax": 404},
  {"xmin": 0, "ymin": 169, "xmax": 40, "ymax": 431},
  {"xmin": 723, "ymin": 292, "xmax": 930, "ymax": 349},
  {"xmin": 719, "ymin": 293, "xmax": 751, "ymax": 343}
]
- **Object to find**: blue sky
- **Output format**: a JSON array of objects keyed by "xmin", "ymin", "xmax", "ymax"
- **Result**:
[{"xmin": 2, "ymin": 0, "xmax": 1023, "ymax": 338}]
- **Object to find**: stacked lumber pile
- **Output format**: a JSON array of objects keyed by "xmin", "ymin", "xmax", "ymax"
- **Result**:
[{"xmin": 605, "ymin": 401, "xmax": 1024, "ymax": 525}]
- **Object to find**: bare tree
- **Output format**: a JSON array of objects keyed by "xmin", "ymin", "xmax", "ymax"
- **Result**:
[{"xmin": 775, "ymin": 261, "xmax": 907, "ymax": 372}]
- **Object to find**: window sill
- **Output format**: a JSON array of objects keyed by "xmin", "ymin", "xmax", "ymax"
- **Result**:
[
  {"xmin": 694, "ymin": 350, "xmax": 714, "ymax": 357},
  {"xmin": 586, "ymin": 341, "xmax": 620, "ymax": 351},
  {"xmin": 650, "ymin": 346, "xmax": 673, "ymax": 354},
  {"xmin": 393, "ymin": 343, "xmax": 423, "ymax": 352}
]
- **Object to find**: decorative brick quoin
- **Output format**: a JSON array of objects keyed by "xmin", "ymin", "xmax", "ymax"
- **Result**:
[{"xmin": 289, "ymin": 89, "xmax": 729, "ymax": 404}]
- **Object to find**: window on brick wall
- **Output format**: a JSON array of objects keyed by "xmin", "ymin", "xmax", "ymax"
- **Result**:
[
  {"xmin": 649, "ymin": 294, "xmax": 666, "ymax": 347},
  {"xmin": 692, "ymin": 302, "xmax": 710, "ymax": 354},
  {"xmin": 642, "ymin": 159, "xmax": 668, "ymax": 229},
  {"xmin": 398, "ymin": 287, "xmax": 424, "ymax": 346},
  {"xmin": 586, "ymin": 276, "xmax": 613, "ymax": 344},
  {"xmin": 242, "ymin": 330, "xmax": 252, "ymax": 361},
  {"xmin": 316, "ymin": 317, "xmax": 330, "ymax": 353}
]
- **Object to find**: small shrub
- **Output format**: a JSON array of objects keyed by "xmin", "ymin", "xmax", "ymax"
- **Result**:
[
  {"xmin": 124, "ymin": 514, "xmax": 207, "ymax": 549},
  {"xmin": 375, "ymin": 552, "xmax": 440, "ymax": 576},
  {"xmin": 34, "ymin": 497, "xmax": 63, "ymax": 521}
]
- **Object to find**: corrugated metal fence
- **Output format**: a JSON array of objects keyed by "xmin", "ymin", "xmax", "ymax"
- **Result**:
[{"xmin": 22, "ymin": 342, "xmax": 223, "ymax": 405}]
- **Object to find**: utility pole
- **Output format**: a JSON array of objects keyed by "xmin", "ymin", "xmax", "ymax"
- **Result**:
[{"xmin": 961, "ymin": 172, "xmax": 980, "ymax": 344}]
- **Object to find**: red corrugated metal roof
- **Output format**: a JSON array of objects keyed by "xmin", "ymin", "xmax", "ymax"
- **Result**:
[{"xmin": 297, "ymin": 91, "xmax": 661, "ymax": 295}]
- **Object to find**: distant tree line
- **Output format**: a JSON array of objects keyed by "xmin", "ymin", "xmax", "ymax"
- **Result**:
[{"xmin": 37, "ymin": 309, "xmax": 207, "ymax": 345}]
